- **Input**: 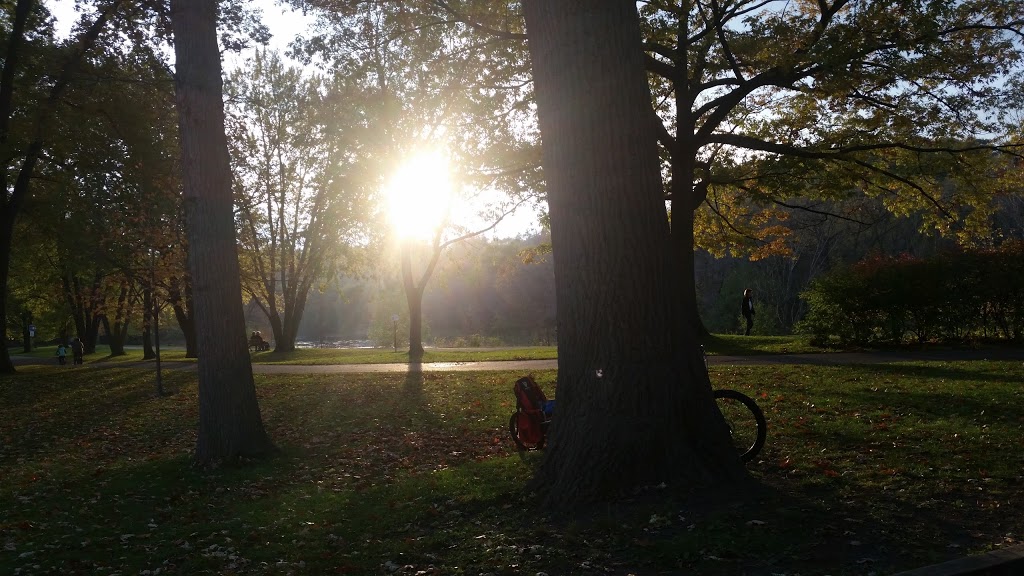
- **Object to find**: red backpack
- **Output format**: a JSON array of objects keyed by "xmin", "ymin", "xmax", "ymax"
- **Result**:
[{"xmin": 511, "ymin": 376, "xmax": 553, "ymax": 449}]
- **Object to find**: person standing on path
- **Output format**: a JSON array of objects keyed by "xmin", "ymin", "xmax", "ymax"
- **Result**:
[
  {"xmin": 741, "ymin": 288, "xmax": 755, "ymax": 336},
  {"xmin": 56, "ymin": 343, "xmax": 67, "ymax": 366},
  {"xmin": 71, "ymin": 337, "xmax": 84, "ymax": 366}
]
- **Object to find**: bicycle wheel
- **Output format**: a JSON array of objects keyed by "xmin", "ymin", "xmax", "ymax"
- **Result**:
[{"xmin": 713, "ymin": 389, "xmax": 767, "ymax": 462}]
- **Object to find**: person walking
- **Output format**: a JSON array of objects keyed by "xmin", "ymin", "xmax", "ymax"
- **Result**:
[
  {"xmin": 56, "ymin": 343, "xmax": 67, "ymax": 366},
  {"xmin": 70, "ymin": 337, "xmax": 84, "ymax": 366},
  {"xmin": 741, "ymin": 288, "xmax": 755, "ymax": 336}
]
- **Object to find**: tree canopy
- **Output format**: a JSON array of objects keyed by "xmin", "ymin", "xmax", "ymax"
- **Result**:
[
  {"xmin": 226, "ymin": 49, "xmax": 369, "ymax": 352},
  {"xmin": 640, "ymin": 0, "xmax": 1024, "ymax": 252}
]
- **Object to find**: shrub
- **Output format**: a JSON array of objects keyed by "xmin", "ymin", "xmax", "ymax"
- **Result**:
[{"xmin": 799, "ymin": 242, "xmax": 1024, "ymax": 346}]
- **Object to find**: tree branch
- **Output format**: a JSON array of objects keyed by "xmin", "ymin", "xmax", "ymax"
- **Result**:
[
  {"xmin": 769, "ymin": 197, "xmax": 870, "ymax": 226},
  {"xmin": 846, "ymin": 157, "xmax": 954, "ymax": 220},
  {"xmin": 429, "ymin": 0, "xmax": 527, "ymax": 40},
  {"xmin": 709, "ymin": 0, "xmax": 744, "ymax": 82},
  {"xmin": 706, "ymin": 133, "xmax": 1024, "ymax": 160}
]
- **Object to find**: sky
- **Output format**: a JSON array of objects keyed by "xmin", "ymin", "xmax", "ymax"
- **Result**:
[{"xmin": 46, "ymin": 0, "xmax": 313, "ymax": 51}]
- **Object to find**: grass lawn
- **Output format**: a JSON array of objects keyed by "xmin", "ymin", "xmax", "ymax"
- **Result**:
[
  {"xmin": 12, "ymin": 333, "xmax": 827, "ymax": 366},
  {"xmin": 703, "ymin": 333, "xmax": 841, "ymax": 355},
  {"xmin": 10, "ymin": 345, "xmax": 562, "ymax": 365},
  {"xmin": 3, "ymin": 360, "xmax": 1023, "ymax": 575}
]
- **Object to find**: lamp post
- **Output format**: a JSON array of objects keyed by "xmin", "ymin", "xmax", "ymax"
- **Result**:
[{"xmin": 392, "ymin": 314, "xmax": 399, "ymax": 352}]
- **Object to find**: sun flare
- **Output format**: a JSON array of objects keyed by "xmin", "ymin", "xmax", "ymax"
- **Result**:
[{"xmin": 384, "ymin": 151, "xmax": 453, "ymax": 241}]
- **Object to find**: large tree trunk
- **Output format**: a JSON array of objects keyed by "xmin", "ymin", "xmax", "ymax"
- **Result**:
[
  {"xmin": 20, "ymin": 311, "xmax": 32, "ymax": 353},
  {"xmin": 0, "ymin": 223, "xmax": 13, "ymax": 373},
  {"xmin": 167, "ymin": 275, "xmax": 197, "ymax": 357},
  {"xmin": 171, "ymin": 0, "xmax": 274, "ymax": 464},
  {"xmin": 523, "ymin": 0, "xmax": 744, "ymax": 507},
  {"xmin": 103, "ymin": 317, "xmax": 124, "ymax": 356},
  {"xmin": 669, "ymin": 163, "xmax": 710, "ymax": 342},
  {"xmin": 0, "ymin": 0, "xmax": 34, "ymax": 374},
  {"xmin": 104, "ymin": 281, "xmax": 133, "ymax": 356},
  {"xmin": 400, "ymin": 242, "xmax": 443, "ymax": 361},
  {"xmin": 401, "ymin": 247, "xmax": 426, "ymax": 360},
  {"xmin": 84, "ymin": 314, "xmax": 102, "ymax": 355},
  {"xmin": 143, "ymin": 283, "xmax": 156, "ymax": 359},
  {"xmin": 274, "ymin": 285, "xmax": 311, "ymax": 353},
  {"xmin": 268, "ymin": 311, "xmax": 285, "ymax": 352}
]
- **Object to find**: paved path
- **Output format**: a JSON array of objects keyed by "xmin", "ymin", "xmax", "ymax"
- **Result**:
[
  {"xmin": 11, "ymin": 347, "xmax": 1024, "ymax": 373},
  {"xmin": 252, "ymin": 348, "xmax": 1024, "ymax": 373}
]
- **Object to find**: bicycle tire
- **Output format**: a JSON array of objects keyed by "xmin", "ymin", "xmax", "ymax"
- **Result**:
[
  {"xmin": 713, "ymin": 389, "xmax": 767, "ymax": 462},
  {"xmin": 509, "ymin": 412, "xmax": 545, "ymax": 451}
]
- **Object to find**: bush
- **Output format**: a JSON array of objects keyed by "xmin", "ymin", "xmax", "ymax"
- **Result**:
[{"xmin": 799, "ymin": 242, "xmax": 1024, "ymax": 346}]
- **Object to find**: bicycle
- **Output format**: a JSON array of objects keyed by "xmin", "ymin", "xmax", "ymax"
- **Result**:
[
  {"xmin": 713, "ymin": 388, "xmax": 767, "ymax": 462},
  {"xmin": 509, "ymin": 355, "xmax": 767, "ymax": 463},
  {"xmin": 705, "ymin": 346, "xmax": 767, "ymax": 463}
]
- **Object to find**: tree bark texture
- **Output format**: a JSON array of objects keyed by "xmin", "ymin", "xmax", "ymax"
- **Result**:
[
  {"xmin": 523, "ymin": 0, "xmax": 745, "ymax": 506},
  {"xmin": 171, "ymin": 0, "xmax": 274, "ymax": 464}
]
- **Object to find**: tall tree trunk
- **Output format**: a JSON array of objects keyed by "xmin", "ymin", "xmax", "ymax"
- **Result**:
[
  {"xmin": 401, "ymin": 248, "xmax": 426, "ymax": 360},
  {"xmin": 400, "ymin": 241, "xmax": 443, "ymax": 361},
  {"xmin": 104, "ymin": 281, "xmax": 132, "ymax": 356},
  {"xmin": 268, "ymin": 311, "xmax": 284, "ymax": 352},
  {"xmin": 143, "ymin": 284, "xmax": 155, "ymax": 359},
  {"xmin": 102, "ymin": 316, "xmax": 123, "ymax": 356},
  {"xmin": 274, "ymin": 286, "xmax": 310, "ymax": 353},
  {"xmin": 20, "ymin": 310, "xmax": 32, "ymax": 353},
  {"xmin": 85, "ymin": 314, "xmax": 102, "ymax": 355},
  {"xmin": 171, "ymin": 0, "xmax": 274, "ymax": 464},
  {"xmin": 523, "ymin": 0, "xmax": 744, "ymax": 507},
  {"xmin": 669, "ymin": 156, "xmax": 710, "ymax": 342},
  {"xmin": 168, "ymin": 275, "xmax": 197, "ymax": 357},
  {"xmin": 666, "ymin": 8, "xmax": 710, "ymax": 342},
  {"xmin": 0, "ymin": 0, "xmax": 32, "ymax": 374},
  {"xmin": 0, "ymin": 222, "xmax": 13, "ymax": 372}
]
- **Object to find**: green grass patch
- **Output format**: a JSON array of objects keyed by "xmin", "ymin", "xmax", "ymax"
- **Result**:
[
  {"xmin": 248, "ymin": 346, "xmax": 559, "ymax": 365},
  {"xmin": 703, "ymin": 333, "xmax": 837, "ymax": 355},
  {"xmin": 11, "ymin": 345, "xmax": 558, "ymax": 366},
  {"xmin": 10, "ymin": 345, "xmax": 194, "ymax": 364},
  {"xmin": 11, "ymin": 333, "xmax": 934, "ymax": 367},
  {"xmin": 3, "ymin": 361, "xmax": 1023, "ymax": 574}
]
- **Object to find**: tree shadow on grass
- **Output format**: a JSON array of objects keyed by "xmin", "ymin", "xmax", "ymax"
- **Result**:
[
  {"xmin": 403, "ymin": 364, "xmax": 424, "ymax": 397},
  {"xmin": 734, "ymin": 362, "xmax": 1024, "ymax": 575},
  {"xmin": 0, "ymin": 367, "xmax": 193, "ymax": 464},
  {"xmin": 766, "ymin": 450, "xmax": 1024, "ymax": 574},
  {"xmin": 863, "ymin": 360, "xmax": 1024, "ymax": 384},
  {"xmin": 825, "ymin": 363, "xmax": 1023, "ymax": 431}
]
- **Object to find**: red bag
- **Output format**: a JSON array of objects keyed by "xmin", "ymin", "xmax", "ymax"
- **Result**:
[{"xmin": 514, "ymin": 411, "xmax": 544, "ymax": 444}]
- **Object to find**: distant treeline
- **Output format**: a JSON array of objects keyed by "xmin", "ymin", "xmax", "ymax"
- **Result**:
[{"xmin": 287, "ymin": 235, "xmax": 558, "ymax": 348}]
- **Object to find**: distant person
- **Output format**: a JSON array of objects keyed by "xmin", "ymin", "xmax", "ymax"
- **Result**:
[
  {"xmin": 56, "ymin": 343, "xmax": 67, "ymax": 366},
  {"xmin": 71, "ymin": 337, "xmax": 84, "ymax": 366},
  {"xmin": 741, "ymin": 288, "xmax": 755, "ymax": 336}
]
